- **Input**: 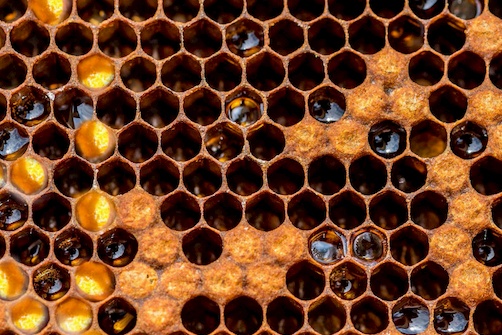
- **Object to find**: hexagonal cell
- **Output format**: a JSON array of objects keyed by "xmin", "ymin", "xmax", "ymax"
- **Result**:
[
  {"xmin": 369, "ymin": 120, "xmax": 406, "ymax": 159},
  {"xmin": 54, "ymin": 158, "xmax": 94, "ymax": 198},
  {"xmin": 433, "ymin": 297, "xmax": 470, "ymax": 334},
  {"xmin": 388, "ymin": 16, "xmax": 424, "ymax": 54},
  {"xmin": 224, "ymin": 296, "xmax": 262, "ymax": 335},
  {"xmin": 328, "ymin": 51, "xmax": 366, "ymax": 89},
  {"xmin": 184, "ymin": 19, "xmax": 222, "ymax": 58},
  {"xmin": 0, "ymin": 93, "xmax": 6, "ymax": 121},
  {"xmin": 288, "ymin": 52, "xmax": 325, "ymax": 91},
  {"xmin": 411, "ymin": 191, "xmax": 448, "ymax": 229},
  {"xmin": 449, "ymin": 0, "xmax": 483, "ymax": 19},
  {"xmin": 183, "ymin": 158, "xmax": 222, "ymax": 197},
  {"xmin": 247, "ymin": 0, "xmax": 283, "ymax": 20},
  {"xmin": 370, "ymin": 262, "xmax": 409, "ymax": 301},
  {"xmin": 161, "ymin": 192, "xmax": 200, "ymax": 231},
  {"xmin": 308, "ymin": 86, "xmax": 346, "ymax": 123},
  {"xmin": 411, "ymin": 261, "xmax": 449, "ymax": 300},
  {"xmin": 288, "ymin": 191, "xmax": 326, "ymax": 230},
  {"xmin": 428, "ymin": 16, "xmax": 465, "ymax": 55},
  {"xmin": 226, "ymin": 92, "xmax": 263, "ymax": 126},
  {"xmin": 0, "ymin": 122, "xmax": 29, "ymax": 160},
  {"xmin": 473, "ymin": 300, "xmax": 502, "ymax": 335},
  {"xmin": 245, "ymin": 191, "xmax": 284, "ymax": 231},
  {"xmin": 267, "ymin": 297, "xmax": 304, "ymax": 335},
  {"xmin": 391, "ymin": 156, "xmax": 427, "ymax": 193},
  {"xmin": 119, "ymin": 0, "xmax": 157, "ymax": 21},
  {"xmin": 11, "ymin": 227, "xmax": 50, "ymax": 266},
  {"xmin": 470, "ymin": 156, "xmax": 502, "ymax": 195},
  {"xmin": 33, "ymin": 192, "xmax": 71, "ymax": 232},
  {"xmin": 140, "ymin": 157, "xmax": 179, "ymax": 196},
  {"xmin": 182, "ymin": 228, "xmax": 222, "ymax": 265},
  {"xmin": 98, "ymin": 20, "xmax": 137, "ymax": 58},
  {"xmin": 309, "ymin": 297, "xmax": 346, "ymax": 334},
  {"xmin": 54, "ymin": 228, "xmax": 93, "ymax": 266},
  {"xmin": 0, "ymin": 235, "xmax": 4, "ymax": 258},
  {"xmin": 54, "ymin": 88, "xmax": 93, "ymax": 129},
  {"xmin": 450, "ymin": 121, "xmax": 488, "ymax": 159},
  {"xmin": 330, "ymin": 261, "xmax": 367, "ymax": 300},
  {"xmin": 349, "ymin": 16, "xmax": 385, "ymax": 54},
  {"xmin": 225, "ymin": 18, "xmax": 263, "ymax": 57},
  {"xmin": 308, "ymin": 155, "xmax": 346, "ymax": 195},
  {"xmin": 0, "ymin": 54, "xmax": 27, "ymax": 89},
  {"xmin": 98, "ymin": 298, "xmax": 137, "ymax": 335},
  {"xmin": 10, "ymin": 86, "xmax": 50, "ymax": 127},
  {"xmin": 410, "ymin": 120, "xmax": 447, "ymax": 158},
  {"xmin": 161, "ymin": 122, "xmax": 202, "ymax": 161},
  {"xmin": 205, "ymin": 53, "xmax": 242, "ymax": 91},
  {"xmin": 409, "ymin": 51, "xmax": 444, "ymax": 86},
  {"xmin": 141, "ymin": 20, "xmax": 180, "ymax": 60},
  {"xmin": 490, "ymin": 0, "xmax": 502, "ymax": 18},
  {"xmin": 140, "ymin": 88, "xmax": 178, "ymax": 128},
  {"xmin": 0, "ymin": 0, "xmax": 27, "ymax": 22},
  {"xmin": 97, "ymin": 88, "xmax": 137, "ymax": 129},
  {"xmin": 56, "ymin": 22, "xmax": 93, "ymax": 56},
  {"xmin": 268, "ymin": 158, "xmax": 304, "ymax": 195},
  {"xmin": 493, "ymin": 268, "xmax": 502, "ymax": 299},
  {"xmin": 205, "ymin": 122, "xmax": 244, "ymax": 162},
  {"xmin": 118, "ymin": 124, "xmax": 158, "ymax": 163},
  {"xmin": 392, "ymin": 297, "xmax": 430, "ymax": 335},
  {"xmin": 448, "ymin": 51, "xmax": 486, "ymax": 89},
  {"xmin": 10, "ymin": 20, "xmax": 49, "ymax": 57},
  {"xmin": 121, "ymin": 57, "xmax": 157, "ymax": 92},
  {"xmin": 349, "ymin": 155, "xmax": 387, "ymax": 195},
  {"xmin": 97, "ymin": 159, "xmax": 136, "ymax": 196},
  {"xmin": 409, "ymin": 0, "xmax": 445, "ymax": 18},
  {"xmin": 329, "ymin": 191, "xmax": 366, "ymax": 229},
  {"xmin": 350, "ymin": 297, "xmax": 389, "ymax": 334},
  {"xmin": 33, "ymin": 263, "xmax": 70, "ymax": 301},
  {"xmin": 288, "ymin": 0, "xmax": 324, "ymax": 21},
  {"xmin": 328, "ymin": 0, "xmax": 365, "ymax": 19},
  {"xmin": 492, "ymin": 198, "xmax": 502, "ymax": 229},
  {"xmin": 161, "ymin": 54, "xmax": 202, "ymax": 92},
  {"xmin": 77, "ymin": 0, "xmax": 114, "ymax": 24},
  {"xmin": 287, "ymin": 261, "xmax": 325, "ymax": 300},
  {"xmin": 269, "ymin": 19, "xmax": 304, "ymax": 56},
  {"xmin": 98, "ymin": 228, "xmax": 138, "ymax": 267},
  {"xmin": 184, "ymin": 88, "xmax": 221, "ymax": 126},
  {"xmin": 32, "ymin": 123, "xmax": 70, "ymax": 160},
  {"xmin": 227, "ymin": 158, "xmax": 263, "ymax": 195},
  {"xmin": 163, "ymin": 0, "xmax": 200, "ymax": 22},
  {"xmin": 370, "ymin": 0, "xmax": 404, "ymax": 17},
  {"xmin": 429, "ymin": 85, "xmax": 467, "ymax": 123},
  {"xmin": 308, "ymin": 18, "xmax": 344, "ymax": 55},
  {"xmin": 267, "ymin": 87, "xmax": 305, "ymax": 127},
  {"xmin": 181, "ymin": 296, "xmax": 220, "ymax": 334},
  {"xmin": 0, "ymin": 191, "xmax": 28, "ymax": 231},
  {"xmin": 309, "ymin": 228, "xmax": 346, "ymax": 265},
  {"xmin": 248, "ymin": 123, "xmax": 285, "ymax": 161},
  {"xmin": 352, "ymin": 229, "xmax": 386, "ymax": 262},
  {"xmin": 246, "ymin": 52, "xmax": 285, "ymax": 91},
  {"xmin": 33, "ymin": 53, "xmax": 71, "ymax": 90},
  {"xmin": 204, "ymin": 193, "xmax": 242, "ymax": 231},
  {"xmin": 204, "ymin": 0, "xmax": 243, "ymax": 23},
  {"xmin": 472, "ymin": 228, "xmax": 502, "ymax": 266}
]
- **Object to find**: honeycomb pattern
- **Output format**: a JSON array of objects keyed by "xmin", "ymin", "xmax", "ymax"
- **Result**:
[{"xmin": 0, "ymin": 0, "xmax": 502, "ymax": 334}]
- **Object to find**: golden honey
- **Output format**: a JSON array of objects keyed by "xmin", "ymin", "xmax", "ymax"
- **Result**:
[
  {"xmin": 10, "ymin": 157, "xmax": 47, "ymax": 195},
  {"xmin": 76, "ymin": 190, "xmax": 115, "ymax": 232},
  {"xmin": 56, "ymin": 297, "xmax": 93, "ymax": 333},
  {"xmin": 0, "ymin": 261, "xmax": 28, "ymax": 300},
  {"xmin": 75, "ymin": 261, "xmax": 115, "ymax": 301},
  {"xmin": 77, "ymin": 54, "xmax": 115, "ymax": 89},
  {"xmin": 75, "ymin": 120, "xmax": 116, "ymax": 162},
  {"xmin": 29, "ymin": 0, "xmax": 69, "ymax": 25},
  {"xmin": 10, "ymin": 297, "xmax": 49, "ymax": 334}
]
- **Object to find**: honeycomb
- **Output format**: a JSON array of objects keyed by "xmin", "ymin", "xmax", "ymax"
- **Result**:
[{"xmin": 0, "ymin": 0, "xmax": 502, "ymax": 334}]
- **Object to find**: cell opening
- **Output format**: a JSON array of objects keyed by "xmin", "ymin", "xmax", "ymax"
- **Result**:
[
  {"xmin": 330, "ymin": 261, "xmax": 367, "ymax": 300},
  {"xmin": 204, "ymin": 0, "xmax": 243, "ymax": 23},
  {"xmin": 246, "ymin": 52, "xmax": 285, "ymax": 91},
  {"xmin": 471, "ymin": 156, "xmax": 502, "ymax": 195},
  {"xmin": 225, "ymin": 18, "xmax": 264, "ymax": 57},
  {"xmin": 56, "ymin": 22, "xmax": 93, "ymax": 56},
  {"xmin": 140, "ymin": 157, "xmax": 179, "ymax": 196},
  {"xmin": 287, "ymin": 261, "xmax": 325, "ymax": 300},
  {"xmin": 370, "ymin": 0, "xmax": 404, "ymax": 17},
  {"xmin": 472, "ymin": 228, "xmax": 502, "ymax": 267},
  {"xmin": 448, "ymin": 51, "xmax": 486, "ymax": 89},
  {"xmin": 288, "ymin": 0, "xmax": 324, "ymax": 21},
  {"xmin": 288, "ymin": 191, "xmax": 326, "ymax": 230},
  {"xmin": 247, "ymin": 0, "xmax": 283, "ymax": 20},
  {"xmin": 429, "ymin": 85, "xmax": 467, "ymax": 123},
  {"xmin": 182, "ymin": 228, "xmax": 223, "ymax": 265},
  {"xmin": 181, "ymin": 296, "xmax": 220, "ymax": 334},
  {"xmin": 0, "ymin": 54, "xmax": 27, "ymax": 89},
  {"xmin": 450, "ymin": 121, "xmax": 488, "ymax": 159},
  {"xmin": 388, "ymin": 16, "xmax": 424, "ymax": 54},
  {"xmin": 269, "ymin": 19, "xmax": 304, "ymax": 56},
  {"xmin": 98, "ymin": 20, "xmax": 137, "ymax": 58},
  {"xmin": 140, "ymin": 20, "xmax": 180, "ymax": 60},
  {"xmin": 308, "ymin": 155, "xmax": 346, "ymax": 195},
  {"xmin": 140, "ymin": 88, "xmax": 179, "ymax": 128},
  {"xmin": 308, "ymin": 86, "xmax": 346, "ymax": 124},
  {"xmin": 32, "ymin": 193, "xmax": 71, "ymax": 232},
  {"xmin": 267, "ymin": 297, "xmax": 304, "ymax": 335},
  {"xmin": 350, "ymin": 297, "xmax": 389, "ymax": 334},
  {"xmin": 348, "ymin": 17, "xmax": 385, "ymax": 54},
  {"xmin": 161, "ymin": 54, "xmax": 202, "ymax": 92},
  {"xmin": 390, "ymin": 226, "xmax": 429, "ymax": 266},
  {"xmin": 11, "ymin": 227, "xmax": 50, "ymax": 266},
  {"xmin": 448, "ymin": 0, "xmax": 483, "ymax": 19},
  {"xmin": 163, "ymin": 0, "xmax": 200, "ymax": 22},
  {"xmin": 54, "ymin": 88, "xmax": 93, "ymax": 129},
  {"xmin": 409, "ymin": 0, "xmax": 445, "ymax": 19},
  {"xmin": 204, "ymin": 193, "xmax": 242, "ymax": 231},
  {"xmin": 97, "ymin": 160, "xmax": 137, "ymax": 196},
  {"xmin": 411, "ymin": 191, "xmax": 448, "ymax": 229},
  {"xmin": 352, "ymin": 229, "xmax": 386, "ymax": 262},
  {"xmin": 368, "ymin": 120, "xmax": 407, "ymax": 159},
  {"xmin": 349, "ymin": 155, "xmax": 387, "ymax": 195},
  {"xmin": 205, "ymin": 54, "xmax": 242, "ymax": 91},
  {"xmin": 98, "ymin": 298, "xmax": 137, "ymax": 335},
  {"xmin": 98, "ymin": 228, "xmax": 138, "ymax": 267},
  {"xmin": 493, "ymin": 268, "xmax": 502, "ymax": 299},
  {"xmin": 77, "ymin": 0, "xmax": 114, "ymax": 24},
  {"xmin": 0, "ymin": 191, "xmax": 28, "ymax": 231},
  {"xmin": 32, "ymin": 123, "xmax": 69, "ymax": 161},
  {"xmin": 226, "ymin": 158, "xmax": 263, "ymax": 196},
  {"xmin": 308, "ymin": 297, "xmax": 346, "ymax": 335},
  {"xmin": 54, "ymin": 228, "xmax": 93, "ymax": 266},
  {"xmin": 11, "ymin": 20, "xmax": 50, "ymax": 57},
  {"xmin": 184, "ymin": 19, "xmax": 222, "ymax": 58},
  {"xmin": 183, "ymin": 158, "xmax": 223, "ymax": 197},
  {"xmin": 411, "ymin": 261, "xmax": 449, "ymax": 300},
  {"xmin": 161, "ymin": 122, "xmax": 202, "ymax": 162},
  {"xmin": 428, "ymin": 17, "xmax": 466, "ymax": 55},
  {"xmin": 391, "ymin": 156, "xmax": 427, "ymax": 193},
  {"xmin": 289, "ymin": 52, "xmax": 325, "ymax": 91},
  {"xmin": 268, "ymin": 158, "xmax": 305, "ymax": 195},
  {"xmin": 392, "ymin": 297, "xmax": 430, "ymax": 335},
  {"xmin": 54, "ymin": 158, "xmax": 93, "ymax": 198},
  {"xmin": 224, "ymin": 296, "xmax": 262, "ymax": 335},
  {"xmin": 119, "ymin": 0, "xmax": 157, "ymax": 21},
  {"xmin": 410, "ymin": 120, "xmax": 447, "ymax": 158},
  {"xmin": 309, "ymin": 228, "xmax": 346, "ymax": 265},
  {"xmin": 184, "ymin": 88, "xmax": 221, "ymax": 126},
  {"xmin": 409, "ymin": 51, "xmax": 444, "ymax": 86},
  {"xmin": 308, "ymin": 18, "xmax": 345, "ymax": 55},
  {"xmin": 0, "ymin": 0, "xmax": 27, "ymax": 22},
  {"xmin": 161, "ymin": 192, "xmax": 200, "ymax": 231},
  {"xmin": 120, "ymin": 57, "xmax": 156, "ymax": 92},
  {"xmin": 118, "ymin": 124, "xmax": 158, "ymax": 163},
  {"xmin": 33, "ymin": 263, "xmax": 70, "ymax": 301},
  {"xmin": 328, "ymin": 0, "xmax": 366, "ymax": 20},
  {"xmin": 245, "ymin": 192, "xmax": 285, "ymax": 231},
  {"xmin": 33, "ymin": 53, "xmax": 71, "ymax": 90},
  {"xmin": 370, "ymin": 262, "xmax": 409, "ymax": 301},
  {"xmin": 329, "ymin": 191, "xmax": 366, "ymax": 229},
  {"xmin": 248, "ymin": 123, "xmax": 285, "ymax": 161},
  {"xmin": 434, "ymin": 297, "xmax": 470, "ymax": 335},
  {"xmin": 328, "ymin": 51, "xmax": 367, "ymax": 89},
  {"xmin": 267, "ymin": 88, "xmax": 305, "ymax": 127},
  {"xmin": 97, "ymin": 88, "xmax": 137, "ymax": 129}
]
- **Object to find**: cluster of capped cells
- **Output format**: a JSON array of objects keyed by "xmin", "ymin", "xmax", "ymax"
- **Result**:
[{"xmin": 2, "ymin": 0, "xmax": 502, "ymax": 334}]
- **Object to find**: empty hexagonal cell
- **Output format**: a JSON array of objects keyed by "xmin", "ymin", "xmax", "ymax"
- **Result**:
[
  {"xmin": 97, "ymin": 88, "xmax": 137, "ymax": 129},
  {"xmin": 308, "ymin": 86, "xmax": 346, "ymax": 123},
  {"xmin": 472, "ymin": 228, "xmax": 502, "ymax": 266},
  {"xmin": 33, "ymin": 263, "xmax": 70, "ymax": 301},
  {"xmin": 224, "ymin": 296, "xmax": 262, "ymax": 335},
  {"xmin": 247, "ymin": 0, "xmax": 283, "ymax": 20},
  {"xmin": 0, "ymin": 122, "xmax": 29, "ymax": 160},
  {"xmin": 288, "ymin": 52, "xmax": 325, "ymax": 91},
  {"xmin": 286, "ymin": 261, "xmax": 325, "ymax": 300},
  {"xmin": 269, "ymin": 19, "xmax": 304, "ymax": 56},
  {"xmin": 121, "ymin": 57, "xmax": 157, "ymax": 92},
  {"xmin": 449, "ymin": 0, "xmax": 483, "ymax": 19},
  {"xmin": 268, "ymin": 158, "xmax": 304, "ymax": 195},
  {"xmin": 370, "ymin": 0, "xmax": 404, "ymax": 17},
  {"xmin": 0, "ymin": 54, "xmax": 27, "ymax": 89},
  {"xmin": 98, "ymin": 20, "xmax": 137, "ymax": 58},
  {"xmin": 409, "ymin": 0, "xmax": 445, "ymax": 18},
  {"xmin": 328, "ymin": 51, "xmax": 367, "ymax": 89},
  {"xmin": 98, "ymin": 298, "xmax": 137, "ymax": 335},
  {"xmin": 183, "ymin": 158, "xmax": 222, "ymax": 197},
  {"xmin": 32, "ymin": 192, "xmax": 71, "ymax": 232},
  {"xmin": 205, "ymin": 122, "xmax": 244, "ymax": 162},
  {"xmin": 471, "ymin": 156, "xmax": 502, "ymax": 195},
  {"xmin": 309, "ymin": 228, "xmax": 346, "ymax": 265},
  {"xmin": 56, "ymin": 22, "xmax": 93, "ymax": 56},
  {"xmin": 119, "ymin": 0, "xmax": 157, "ymax": 21},
  {"xmin": 308, "ymin": 155, "xmax": 346, "ymax": 195},
  {"xmin": 410, "ymin": 120, "xmax": 447, "ymax": 158},
  {"xmin": 32, "ymin": 123, "xmax": 70, "ymax": 160},
  {"xmin": 98, "ymin": 228, "xmax": 138, "ymax": 267},
  {"xmin": 33, "ymin": 53, "xmax": 71, "ymax": 90},
  {"xmin": 204, "ymin": 0, "xmax": 243, "ymax": 23},
  {"xmin": 411, "ymin": 261, "xmax": 449, "ymax": 300},
  {"xmin": 391, "ymin": 156, "xmax": 427, "ymax": 193},
  {"xmin": 409, "ymin": 51, "xmax": 444, "ymax": 86},
  {"xmin": 370, "ymin": 262, "xmax": 409, "ymax": 301},
  {"xmin": 141, "ymin": 20, "xmax": 180, "ymax": 60},
  {"xmin": 369, "ymin": 192, "xmax": 408, "ymax": 230},
  {"xmin": 429, "ymin": 85, "xmax": 467, "ymax": 123},
  {"xmin": 434, "ymin": 297, "xmax": 470, "ymax": 334},
  {"xmin": 54, "ymin": 158, "xmax": 94, "ymax": 198},
  {"xmin": 54, "ymin": 228, "xmax": 93, "ymax": 266},
  {"xmin": 388, "ymin": 16, "xmax": 424, "ymax": 54},
  {"xmin": 391, "ymin": 226, "xmax": 429, "ymax": 266},
  {"xmin": 267, "ymin": 88, "xmax": 305, "ymax": 127},
  {"xmin": 392, "ymin": 297, "xmax": 430, "ymax": 335},
  {"xmin": 349, "ymin": 155, "xmax": 387, "ymax": 195},
  {"xmin": 473, "ymin": 300, "xmax": 502, "ymax": 335},
  {"xmin": 182, "ymin": 296, "xmax": 220, "ymax": 334},
  {"xmin": 288, "ymin": 0, "xmax": 324, "ymax": 21},
  {"xmin": 492, "ymin": 198, "xmax": 502, "ymax": 229},
  {"xmin": 493, "ymin": 268, "xmax": 502, "ymax": 299},
  {"xmin": 349, "ymin": 17, "xmax": 385, "ymax": 54},
  {"xmin": 227, "ymin": 158, "xmax": 263, "ymax": 195},
  {"xmin": 161, "ymin": 54, "xmax": 202, "ymax": 92},
  {"xmin": 182, "ymin": 228, "xmax": 222, "ymax": 265},
  {"xmin": 247, "ymin": 123, "xmax": 284, "ymax": 161},
  {"xmin": 0, "ymin": 93, "xmax": 5, "ymax": 121},
  {"xmin": 10, "ymin": 86, "xmax": 50, "ymax": 126},
  {"xmin": 428, "ymin": 16, "xmax": 466, "ymax": 55},
  {"xmin": 329, "ymin": 261, "xmax": 367, "ymax": 300},
  {"xmin": 490, "ymin": 0, "xmax": 502, "ymax": 18},
  {"xmin": 245, "ymin": 191, "xmax": 284, "ymax": 231},
  {"xmin": 0, "ymin": 0, "xmax": 26, "ymax": 22},
  {"xmin": 182, "ymin": 90, "xmax": 220, "ymax": 127},
  {"xmin": 450, "ymin": 121, "xmax": 488, "ymax": 159},
  {"xmin": 204, "ymin": 193, "xmax": 242, "ymax": 231},
  {"xmin": 328, "ymin": 0, "xmax": 365, "ymax": 19},
  {"xmin": 267, "ymin": 297, "xmax": 304, "ymax": 335},
  {"xmin": 206, "ymin": 53, "xmax": 243, "ymax": 91},
  {"xmin": 308, "ymin": 18, "xmax": 344, "ymax": 55},
  {"xmin": 161, "ymin": 122, "xmax": 202, "ymax": 161},
  {"xmin": 54, "ymin": 88, "xmax": 93, "ymax": 129},
  {"xmin": 226, "ymin": 18, "xmax": 263, "ymax": 57},
  {"xmin": 140, "ymin": 88, "xmax": 178, "ymax": 128},
  {"xmin": 448, "ymin": 51, "xmax": 486, "ymax": 89},
  {"xmin": 97, "ymin": 160, "xmax": 136, "ymax": 196},
  {"xmin": 369, "ymin": 120, "xmax": 406, "ymax": 159},
  {"xmin": 161, "ymin": 192, "xmax": 200, "ymax": 231},
  {"xmin": 118, "ymin": 124, "xmax": 158, "ymax": 163},
  {"xmin": 352, "ymin": 229, "xmax": 386, "ymax": 262},
  {"xmin": 140, "ymin": 157, "xmax": 179, "ymax": 196},
  {"xmin": 184, "ymin": 19, "xmax": 222, "ymax": 58},
  {"xmin": 288, "ymin": 191, "xmax": 326, "ymax": 230},
  {"xmin": 246, "ymin": 52, "xmax": 285, "ymax": 91},
  {"xmin": 350, "ymin": 297, "xmax": 389, "ymax": 334},
  {"xmin": 0, "ymin": 191, "xmax": 28, "ymax": 231},
  {"xmin": 0, "ymin": 235, "xmax": 4, "ymax": 258},
  {"xmin": 11, "ymin": 227, "xmax": 50, "ymax": 266},
  {"xmin": 10, "ymin": 20, "xmax": 49, "ymax": 57},
  {"xmin": 411, "ymin": 191, "xmax": 448, "ymax": 229},
  {"xmin": 329, "ymin": 191, "xmax": 366, "ymax": 229},
  {"xmin": 309, "ymin": 297, "xmax": 346, "ymax": 334},
  {"xmin": 77, "ymin": 0, "xmax": 114, "ymax": 24}
]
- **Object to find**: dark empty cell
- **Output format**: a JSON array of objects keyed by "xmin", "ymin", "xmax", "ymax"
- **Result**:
[
  {"xmin": 121, "ymin": 57, "xmax": 156, "ymax": 92},
  {"xmin": 10, "ymin": 86, "xmax": 50, "ymax": 126},
  {"xmin": 205, "ymin": 54, "xmax": 242, "ymax": 91},
  {"xmin": 471, "ymin": 157, "xmax": 502, "ymax": 195},
  {"xmin": 429, "ymin": 85, "xmax": 467, "ymax": 123},
  {"xmin": 392, "ymin": 297, "xmax": 430, "ymax": 335},
  {"xmin": 350, "ymin": 297, "xmax": 389, "ymax": 334},
  {"xmin": 328, "ymin": 0, "xmax": 365, "ymax": 19},
  {"xmin": 247, "ymin": 52, "xmax": 285, "ymax": 90},
  {"xmin": 352, "ymin": 230, "xmax": 385, "ymax": 262},
  {"xmin": 118, "ymin": 124, "xmax": 157, "ymax": 163},
  {"xmin": 97, "ymin": 88, "xmax": 136, "ymax": 129},
  {"xmin": 0, "ymin": 192, "xmax": 28, "ymax": 230},
  {"xmin": 390, "ymin": 226, "xmax": 429, "ymax": 266},
  {"xmin": 248, "ymin": 123, "xmax": 285, "ymax": 160},
  {"xmin": 184, "ymin": 19, "xmax": 222, "ymax": 58},
  {"xmin": 33, "ymin": 263, "xmax": 70, "ymax": 301},
  {"xmin": 411, "ymin": 261, "xmax": 449, "ymax": 300},
  {"xmin": 474, "ymin": 300, "xmax": 502, "ymax": 335},
  {"xmin": 97, "ymin": 160, "xmax": 137, "ymax": 196},
  {"xmin": 490, "ymin": 0, "xmax": 502, "ymax": 18},
  {"xmin": 225, "ymin": 19, "xmax": 264, "ymax": 57},
  {"xmin": 55, "ymin": 228, "xmax": 93, "ymax": 266},
  {"xmin": 328, "ymin": 51, "xmax": 367, "ymax": 89},
  {"xmin": 10, "ymin": 228, "xmax": 50, "ymax": 266},
  {"xmin": 288, "ymin": 191, "xmax": 326, "ymax": 230},
  {"xmin": 308, "ymin": 86, "xmax": 346, "ymax": 123},
  {"xmin": 388, "ymin": 16, "xmax": 424, "ymax": 54},
  {"xmin": 348, "ymin": 17, "xmax": 385, "ymax": 54},
  {"xmin": 119, "ymin": 0, "xmax": 157, "ymax": 21},
  {"xmin": 204, "ymin": 0, "xmax": 243, "ymax": 23},
  {"xmin": 140, "ymin": 88, "xmax": 178, "ymax": 128},
  {"xmin": 183, "ymin": 159, "xmax": 222, "ymax": 197},
  {"xmin": 370, "ymin": 0, "xmax": 405, "ymax": 17},
  {"xmin": 204, "ymin": 193, "xmax": 242, "ymax": 231},
  {"xmin": 245, "ymin": 192, "xmax": 284, "ymax": 231},
  {"xmin": 288, "ymin": 0, "xmax": 324, "ymax": 21},
  {"xmin": 409, "ymin": 0, "xmax": 445, "ymax": 18},
  {"xmin": 0, "ymin": 54, "xmax": 26, "ymax": 89},
  {"xmin": 411, "ymin": 191, "xmax": 448, "ymax": 229},
  {"xmin": 434, "ymin": 297, "xmax": 470, "ymax": 335},
  {"xmin": 225, "ymin": 296, "xmax": 262, "ymax": 335},
  {"xmin": 309, "ymin": 228, "xmax": 346, "ymax": 265},
  {"xmin": 161, "ymin": 192, "xmax": 200, "ymax": 231},
  {"xmin": 449, "ymin": 0, "xmax": 483, "ymax": 19},
  {"xmin": 369, "ymin": 192, "xmax": 408, "ymax": 230},
  {"xmin": 450, "ymin": 121, "xmax": 488, "ymax": 159},
  {"xmin": 54, "ymin": 158, "xmax": 93, "ymax": 198},
  {"xmin": 98, "ymin": 298, "xmax": 137, "ymax": 335},
  {"xmin": 184, "ymin": 88, "xmax": 221, "ymax": 126},
  {"xmin": 370, "ymin": 262, "xmax": 408, "ymax": 301},
  {"xmin": 428, "ymin": 17, "xmax": 466, "ymax": 55},
  {"xmin": 206, "ymin": 122, "xmax": 244, "ymax": 162},
  {"xmin": 286, "ymin": 261, "xmax": 325, "ymax": 300},
  {"xmin": 98, "ymin": 228, "xmax": 138, "ymax": 267},
  {"xmin": 494, "ymin": 269, "xmax": 502, "ymax": 298},
  {"xmin": 0, "ymin": 94, "xmax": 5, "ymax": 120},
  {"xmin": 140, "ymin": 158, "xmax": 179, "ymax": 196},
  {"xmin": 182, "ymin": 228, "xmax": 222, "ymax": 265},
  {"xmin": 472, "ymin": 229, "xmax": 502, "ymax": 266},
  {"xmin": 493, "ymin": 198, "xmax": 502, "ymax": 229},
  {"xmin": 448, "ymin": 51, "xmax": 486, "ymax": 89},
  {"xmin": 0, "ymin": 0, "xmax": 27, "ymax": 22},
  {"xmin": 410, "ymin": 120, "xmax": 447, "ymax": 158},
  {"xmin": 226, "ymin": 158, "xmax": 263, "ymax": 195},
  {"xmin": 226, "ymin": 93, "xmax": 262, "ymax": 127},
  {"xmin": 141, "ymin": 21, "xmax": 180, "ymax": 60},
  {"xmin": 268, "ymin": 158, "xmax": 304, "ymax": 195},
  {"xmin": 308, "ymin": 155, "xmax": 346, "ymax": 195},
  {"xmin": 77, "ymin": 0, "xmax": 114, "ymax": 23},
  {"xmin": 54, "ymin": 88, "xmax": 93, "ymax": 129},
  {"xmin": 269, "ymin": 20, "xmax": 304, "ymax": 56},
  {"xmin": 409, "ymin": 51, "xmax": 444, "ymax": 86},
  {"xmin": 369, "ymin": 120, "xmax": 406, "ymax": 159},
  {"xmin": 391, "ymin": 156, "xmax": 427, "ymax": 193},
  {"xmin": 182, "ymin": 296, "xmax": 220, "ymax": 334},
  {"xmin": 267, "ymin": 88, "xmax": 305, "ymax": 126},
  {"xmin": 267, "ymin": 297, "xmax": 304, "ymax": 335},
  {"xmin": 98, "ymin": 20, "xmax": 137, "ymax": 58},
  {"xmin": 329, "ymin": 191, "xmax": 366, "ymax": 229},
  {"xmin": 349, "ymin": 155, "xmax": 387, "ymax": 195},
  {"xmin": 0, "ymin": 123, "xmax": 29, "ymax": 160},
  {"xmin": 289, "ymin": 53, "xmax": 325, "ymax": 91},
  {"xmin": 0, "ymin": 235, "xmax": 4, "ymax": 258},
  {"xmin": 32, "ymin": 193, "xmax": 71, "ymax": 232},
  {"xmin": 11, "ymin": 21, "xmax": 49, "ymax": 57},
  {"xmin": 164, "ymin": 0, "xmax": 200, "ymax": 22},
  {"xmin": 161, "ymin": 54, "xmax": 201, "ymax": 92},
  {"xmin": 308, "ymin": 18, "xmax": 345, "ymax": 55},
  {"xmin": 330, "ymin": 262, "xmax": 367, "ymax": 300},
  {"xmin": 309, "ymin": 298, "xmax": 346, "ymax": 335},
  {"xmin": 161, "ymin": 122, "xmax": 202, "ymax": 161},
  {"xmin": 56, "ymin": 22, "xmax": 93, "ymax": 56},
  {"xmin": 33, "ymin": 53, "xmax": 71, "ymax": 90}
]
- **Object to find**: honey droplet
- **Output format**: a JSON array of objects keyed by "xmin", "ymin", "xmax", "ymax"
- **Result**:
[
  {"xmin": 75, "ymin": 261, "xmax": 115, "ymax": 301},
  {"xmin": 369, "ymin": 120, "xmax": 407, "ymax": 158},
  {"xmin": 0, "ymin": 124, "xmax": 29, "ymax": 160},
  {"xmin": 33, "ymin": 263, "xmax": 70, "ymax": 301},
  {"xmin": 98, "ymin": 228, "xmax": 138, "ymax": 267},
  {"xmin": 309, "ymin": 229, "xmax": 346, "ymax": 265},
  {"xmin": 227, "ymin": 97, "xmax": 262, "ymax": 126},
  {"xmin": 205, "ymin": 124, "xmax": 243, "ymax": 162},
  {"xmin": 30, "ymin": 0, "xmax": 70, "ymax": 24},
  {"xmin": 11, "ymin": 87, "xmax": 51, "ymax": 126},
  {"xmin": 11, "ymin": 157, "xmax": 48, "ymax": 195},
  {"xmin": 56, "ymin": 297, "xmax": 93, "ymax": 333},
  {"xmin": 433, "ymin": 298, "xmax": 470, "ymax": 334},
  {"xmin": 392, "ymin": 298, "xmax": 430, "ymax": 335},
  {"xmin": 76, "ymin": 190, "xmax": 116, "ymax": 232},
  {"xmin": 0, "ymin": 192, "xmax": 28, "ymax": 231},
  {"xmin": 353, "ymin": 231, "xmax": 384, "ymax": 261},
  {"xmin": 10, "ymin": 297, "xmax": 49, "ymax": 334},
  {"xmin": 472, "ymin": 228, "xmax": 502, "ymax": 266},
  {"xmin": 11, "ymin": 228, "xmax": 49, "ymax": 266},
  {"xmin": 0, "ymin": 260, "xmax": 28, "ymax": 300},
  {"xmin": 310, "ymin": 98, "xmax": 345, "ymax": 123},
  {"xmin": 329, "ymin": 263, "xmax": 367, "ymax": 300},
  {"xmin": 449, "ymin": 0, "xmax": 482, "ymax": 19},
  {"xmin": 226, "ymin": 25, "xmax": 264, "ymax": 57},
  {"xmin": 75, "ymin": 120, "xmax": 116, "ymax": 162},
  {"xmin": 450, "ymin": 121, "xmax": 488, "ymax": 159},
  {"xmin": 78, "ymin": 54, "xmax": 115, "ymax": 89},
  {"xmin": 98, "ymin": 298, "xmax": 137, "ymax": 335},
  {"xmin": 54, "ymin": 228, "xmax": 93, "ymax": 266}
]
